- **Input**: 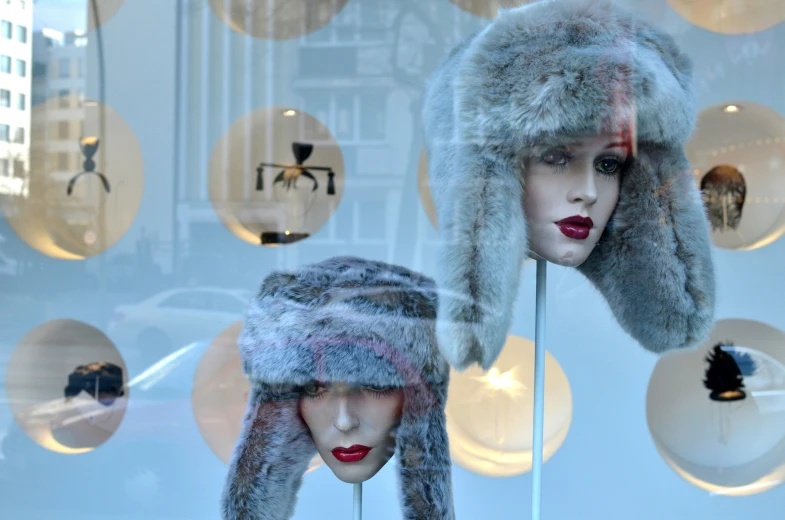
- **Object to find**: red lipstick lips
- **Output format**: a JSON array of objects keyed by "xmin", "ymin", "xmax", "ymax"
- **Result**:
[
  {"xmin": 556, "ymin": 215, "xmax": 594, "ymax": 240},
  {"xmin": 331, "ymin": 445, "xmax": 372, "ymax": 463}
]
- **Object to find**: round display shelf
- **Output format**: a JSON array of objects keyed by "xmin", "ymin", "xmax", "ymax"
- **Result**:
[
  {"xmin": 208, "ymin": 0, "xmax": 349, "ymax": 40},
  {"xmin": 208, "ymin": 106, "xmax": 345, "ymax": 248},
  {"xmin": 667, "ymin": 0, "xmax": 785, "ymax": 35},
  {"xmin": 686, "ymin": 101, "xmax": 785, "ymax": 250},
  {"xmin": 445, "ymin": 334, "xmax": 572, "ymax": 477},
  {"xmin": 1, "ymin": 96, "xmax": 144, "ymax": 259},
  {"xmin": 5, "ymin": 319, "xmax": 129, "ymax": 453},
  {"xmin": 449, "ymin": 0, "xmax": 537, "ymax": 19},
  {"xmin": 647, "ymin": 318, "xmax": 785, "ymax": 496}
]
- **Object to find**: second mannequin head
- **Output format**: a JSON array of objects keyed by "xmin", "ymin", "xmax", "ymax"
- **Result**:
[
  {"xmin": 523, "ymin": 132, "xmax": 631, "ymax": 266},
  {"xmin": 299, "ymin": 381, "xmax": 403, "ymax": 484}
]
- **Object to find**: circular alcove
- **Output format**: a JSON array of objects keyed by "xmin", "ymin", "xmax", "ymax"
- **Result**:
[
  {"xmin": 208, "ymin": 106, "xmax": 345, "ymax": 247},
  {"xmin": 191, "ymin": 321, "xmax": 323, "ymax": 472},
  {"xmin": 686, "ymin": 102, "xmax": 785, "ymax": 250},
  {"xmin": 647, "ymin": 319, "xmax": 785, "ymax": 496},
  {"xmin": 445, "ymin": 335, "xmax": 572, "ymax": 477},
  {"xmin": 208, "ymin": 0, "xmax": 348, "ymax": 40},
  {"xmin": 0, "ymin": 96, "xmax": 144, "ymax": 259},
  {"xmin": 88, "ymin": 0, "xmax": 126, "ymax": 31},
  {"xmin": 5, "ymin": 319, "xmax": 129, "ymax": 453},
  {"xmin": 449, "ymin": 0, "xmax": 537, "ymax": 19},
  {"xmin": 667, "ymin": 0, "xmax": 785, "ymax": 35}
]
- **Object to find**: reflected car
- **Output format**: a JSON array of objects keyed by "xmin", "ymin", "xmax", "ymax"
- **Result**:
[{"xmin": 107, "ymin": 287, "xmax": 251, "ymax": 358}]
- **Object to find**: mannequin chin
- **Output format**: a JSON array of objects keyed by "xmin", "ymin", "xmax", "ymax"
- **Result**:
[
  {"xmin": 523, "ymin": 133, "xmax": 625, "ymax": 267},
  {"xmin": 299, "ymin": 382, "xmax": 403, "ymax": 484}
]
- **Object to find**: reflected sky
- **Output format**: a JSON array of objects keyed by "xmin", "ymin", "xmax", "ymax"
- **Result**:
[{"xmin": 33, "ymin": 0, "xmax": 88, "ymax": 32}]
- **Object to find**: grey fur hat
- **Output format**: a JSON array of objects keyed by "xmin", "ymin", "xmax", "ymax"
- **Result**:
[
  {"xmin": 221, "ymin": 256, "xmax": 454, "ymax": 520},
  {"xmin": 422, "ymin": 0, "xmax": 715, "ymax": 370}
]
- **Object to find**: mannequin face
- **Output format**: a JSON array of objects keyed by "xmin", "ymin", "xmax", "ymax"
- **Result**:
[
  {"xmin": 522, "ymin": 134, "xmax": 627, "ymax": 266},
  {"xmin": 299, "ymin": 382, "xmax": 403, "ymax": 484}
]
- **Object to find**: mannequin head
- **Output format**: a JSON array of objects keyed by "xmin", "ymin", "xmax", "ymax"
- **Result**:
[
  {"xmin": 523, "ymin": 133, "xmax": 629, "ymax": 266},
  {"xmin": 299, "ymin": 381, "xmax": 404, "ymax": 484}
]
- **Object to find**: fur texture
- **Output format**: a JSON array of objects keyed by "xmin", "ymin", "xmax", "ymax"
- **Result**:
[
  {"xmin": 221, "ymin": 257, "xmax": 455, "ymax": 520},
  {"xmin": 422, "ymin": 0, "xmax": 715, "ymax": 370}
]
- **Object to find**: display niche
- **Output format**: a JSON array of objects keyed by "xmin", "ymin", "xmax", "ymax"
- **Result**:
[
  {"xmin": 208, "ymin": 0, "xmax": 349, "ymax": 40},
  {"xmin": 191, "ymin": 320, "xmax": 323, "ymax": 473},
  {"xmin": 208, "ymin": 106, "xmax": 344, "ymax": 247},
  {"xmin": 647, "ymin": 318, "xmax": 785, "ymax": 496},
  {"xmin": 667, "ymin": 0, "xmax": 785, "ymax": 35},
  {"xmin": 445, "ymin": 335, "xmax": 572, "ymax": 477},
  {"xmin": 449, "ymin": 0, "xmax": 537, "ymax": 19},
  {"xmin": 88, "ymin": 0, "xmax": 126, "ymax": 32},
  {"xmin": 687, "ymin": 101, "xmax": 785, "ymax": 250},
  {"xmin": 5, "ymin": 319, "xmax": 129, "ymax": 453},
  {"xmin": 0, "ymin": 96, "xmax": 144, "ymax": 259}
]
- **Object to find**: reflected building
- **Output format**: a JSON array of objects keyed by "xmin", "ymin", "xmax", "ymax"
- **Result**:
[
  {"xmin": 30, "ymin": 28, "xmax": 88, "ymax": 200},
  {"xmin": 0, "ymin": 0, "xmax": 32, "ymax": 198}
]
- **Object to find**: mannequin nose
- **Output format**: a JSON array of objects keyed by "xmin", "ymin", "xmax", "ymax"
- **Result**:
[
  {"xmin": 568, "ymin": 169, "xmax": 598, "ymax": 205},
  {"xmin": 333, "ymin": 396, "xmax": 360, "ymax": 432}
]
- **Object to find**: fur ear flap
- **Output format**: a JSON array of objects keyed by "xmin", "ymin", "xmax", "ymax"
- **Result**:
[
  {"xmin": 431, "ymin": 145, "xmax": 528, "ymax": 371},
  {"xmin": 424, "ymin": 29, "xmax": 528, "ymax": 372},
  {"xmin": 577, "ymin": 143, "xmax": 716, "ymax": 353},
  {"xmin": 221, "ymin": 384, "xmax": 316, "ymax": 520},
  {"xmin": 395, "ymin": 384, "xmax": 456, "ymax": 520}
]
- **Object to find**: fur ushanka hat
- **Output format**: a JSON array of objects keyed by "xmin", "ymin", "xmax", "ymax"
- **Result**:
[
  {"xmin": 422, "ymin": 0, "xmax": 715, "ymax": 370},
  {"xmin": 221, "ymin": 257, "xmax": 454, "ymax": 520}
]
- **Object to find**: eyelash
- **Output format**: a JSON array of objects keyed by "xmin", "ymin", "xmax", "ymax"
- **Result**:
[
  {"xmin": 363, "ymin": 387, "xmax": 395, "ymax": 399},
  {"xmin": 301, "ymin": 384, "xmax": 395, "ymax": 400},
  {"xmin": 537, "ymin": 152, "xmax": 625, "ymax": 177}
]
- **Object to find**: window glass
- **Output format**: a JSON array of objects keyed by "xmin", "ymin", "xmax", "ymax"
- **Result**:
[{"xmin": 1, "ymin": 2, "xmax": 784, "ymax": 519}]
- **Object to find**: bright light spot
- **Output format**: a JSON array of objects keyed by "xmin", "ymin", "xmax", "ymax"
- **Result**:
[{"xmin": 471, "ymin": 367, "xmax": 528, "ymax": 399}]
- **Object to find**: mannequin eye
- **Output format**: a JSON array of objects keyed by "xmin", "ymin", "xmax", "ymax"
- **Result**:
[
  {"xmin": 303, "ymin": 382, "xmax": 328, "ymax": 399},
  {"xmin": 539, "ymin": 150, "xmax": 571, "ymax": 167},
  {"xmin": 595, "ymin": 157, "xmax": 623, "ymax": 176}
]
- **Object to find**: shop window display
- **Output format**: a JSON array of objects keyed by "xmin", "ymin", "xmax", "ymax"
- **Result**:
[{"xmin": 2, "ymin": 0, "xmax": 785, "ymax": 518}]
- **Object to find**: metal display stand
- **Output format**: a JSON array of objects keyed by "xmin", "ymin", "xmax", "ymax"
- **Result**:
[
  {"xmin": 531, "ymin": 259, "xmax": 548, "ymax": 520},
  {"xmin": 354, "ymin": 482, "xmax": 362, "ymax": 520}
]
